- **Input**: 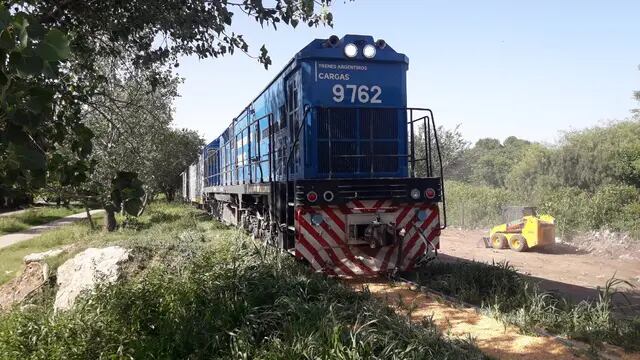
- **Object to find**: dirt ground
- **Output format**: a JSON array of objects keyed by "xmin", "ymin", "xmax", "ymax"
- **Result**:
[
  {"xmin": 348, "ymin": 279, "xmax": 640, "ymax": 360},
  {"xmin": 439, "ymin": 228, "xmax": 640, "ymax": 310}
]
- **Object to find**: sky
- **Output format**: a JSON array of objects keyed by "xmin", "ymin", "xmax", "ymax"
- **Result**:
[{"xmin": 172, "ymin": 0, "xmax": 640, "ymax": 145}]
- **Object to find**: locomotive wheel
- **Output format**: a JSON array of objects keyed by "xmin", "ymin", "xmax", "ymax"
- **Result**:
[
  {"xmin": 508, "ymin": 234, "xmax": 528, "ymax": 252},
  {"xmin": 490, "ymin": 233, "xmax": 507, "ymax": 249}
]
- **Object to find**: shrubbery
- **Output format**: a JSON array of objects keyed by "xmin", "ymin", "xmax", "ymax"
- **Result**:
[
  {"xmin": 437, "ymin": 119, "xmax": 640, "ymax": 239},
  {"xmin": 446, "ymin": 180, "xmax": 640, "ymax": 239}
]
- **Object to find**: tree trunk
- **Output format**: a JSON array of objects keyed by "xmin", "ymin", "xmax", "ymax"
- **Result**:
[
  {"xmin": 84, "ymin": 197, "xmax": 95, "ymax": 230},
  {"xmin": 105, "ymin": 207, "xmax": 117, "ymax": 232},
  {"xmin": 165, "ymin": 190, "xmax": 175, "ymax": 202},
  {"xmin": 137, "ymin": 193, "xmax": 149, "ymax": 217}
]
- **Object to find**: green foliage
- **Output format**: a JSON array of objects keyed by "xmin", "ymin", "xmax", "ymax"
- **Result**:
[
  {"xmin": 149, "ymin": 128, "xmax": 203, "ymax": 201},
  {"xmin": 415, "ymin": 124, "xmax": 469, "ymax": 178},
  {"xmin": 0, "ymin": 5, "xmax": 91, "ymax": 202},
  {"xmin": 443, "ymin": 119, "xmax": 640, "ymax": 237},
  {"xmin": 2, "ymin": 0, "xmax": 333, "ymax": 207},
  {"xmin": 108, "ymin": 172, "xmax": 145, "ymax": 216},
  {"xmin": 552, "ymin": 121, "xmax": 640, "ymax": 191},
  {"xmin": 466, "ymin": 136, "xmax": 532, "ymax": 187},
  {"xmin": 414, "ymin": 261, "xmax": 640, "ymax": 351},
  {"xmin": 445, "ymin": 181, "xmax": 522, "ymax": 228},
  {"xmin": 0, "ymin": 203, "xmax": 484, "ymax": 360}
]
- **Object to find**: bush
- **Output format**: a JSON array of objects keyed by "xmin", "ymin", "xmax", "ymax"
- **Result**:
[
  {"xmin": 538, "ymin": 185, "xmax": 640, "ymax": 238},
  {"xmin": 446, "ymin": 180, "xmax": 640, "ymax": 239},
  {"xmin": 445, "ymin": 181, "xmax": 523, "ymax": 228}
]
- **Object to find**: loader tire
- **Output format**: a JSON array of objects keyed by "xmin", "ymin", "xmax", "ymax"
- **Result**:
[
  {"xmin": 490, "ymin": 233, "xmax": 508, "ymax": 249},
  {"xmin": 509, "ymin": 234, "xmax": 528, "ymax": 252}
]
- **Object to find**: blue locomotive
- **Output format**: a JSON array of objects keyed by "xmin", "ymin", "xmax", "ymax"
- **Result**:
[{"xmin": 182, "ymin": 34, "xmax": 446, "ymax": 276}]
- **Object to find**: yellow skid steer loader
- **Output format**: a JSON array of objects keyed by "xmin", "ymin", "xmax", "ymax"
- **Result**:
[{"xmin": 484, "ymin": 206, "xmax": 555, "ymax": 252}]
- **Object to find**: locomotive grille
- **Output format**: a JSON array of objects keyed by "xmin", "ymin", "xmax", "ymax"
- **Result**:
[{"xmin": 317, "ymin": 108, "xmax": 400, "ymax": 175}]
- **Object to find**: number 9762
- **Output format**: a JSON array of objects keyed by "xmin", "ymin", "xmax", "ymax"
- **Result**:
[{"xmin": 332, "ymin": 84, "xmax": 382, "ymax": 104}]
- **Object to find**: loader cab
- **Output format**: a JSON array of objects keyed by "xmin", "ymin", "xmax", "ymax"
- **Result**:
[{"xmin": 502, "ymin": 206, "xmax": 537, "ymax": 224}]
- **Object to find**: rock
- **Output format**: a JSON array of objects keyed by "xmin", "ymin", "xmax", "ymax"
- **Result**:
[
  {"xmin": 0, "ymin": 262, "xmax": 48, "ymax": 311},
  {"xmin": 23, "ymin": 246, "xmax": 71, "ymax": 263},
  {"xmin": 54, "ymin": 246, "xmax": 130, "ymax": 312}
]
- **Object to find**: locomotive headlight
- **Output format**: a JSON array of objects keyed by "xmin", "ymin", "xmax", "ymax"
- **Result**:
[
  {"xmin": 410, "ymin": 188, "xmax": 421, "ymax": 200},
  {"xmin": 323, "ymin": 191, "xmax": 335, "ymax": 202},
  {"xmin": 363, "ymin": 44, "xmax": 376, "ymax": 58},
  {"xmin": 344, "ymin": 43, "xmax": 358, "ymax": 58}
]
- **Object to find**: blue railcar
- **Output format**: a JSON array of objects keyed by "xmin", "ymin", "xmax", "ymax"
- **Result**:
[{"xmin": 189, "ymin": 35, "xmax": 446, "ymax": 276}]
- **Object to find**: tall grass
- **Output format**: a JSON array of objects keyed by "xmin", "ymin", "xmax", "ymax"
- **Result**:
[
  {"xmin": 0, "ymin": 203, "xmax": 486, "ymax": 360},
  {"xmin": 413, "ymin": 261, "xmax": 640, "ymax": 351}
]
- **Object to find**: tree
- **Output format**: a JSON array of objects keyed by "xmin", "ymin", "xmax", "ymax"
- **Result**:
[
  {"xmin": 80, "ymin": 63, "xmax": 181, "ymax": 229},
  {"xmin": 0, "ymin": 5, "xmax": 92, "ymax": 208},
  {"xmin": 462, "ymin": 137, "xmax": 532, "ymax": 187},
  {"xmin": 148, "ymin": 129, "xmax": 203, "ymax": 202},
  {"xmin": 415, "ymin": 124, "xmax": 469, "ymax": 179},
  {"xmin": 1, "ymin": 0, "xmax": 334, "ymax": 206}
]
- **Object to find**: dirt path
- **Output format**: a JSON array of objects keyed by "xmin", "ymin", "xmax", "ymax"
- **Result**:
[
  {"xmin": 439, "ymin": 229, "xmax": 640, "ymax": 308},
  {"xmin": 349, "ymin": 279, "xmax": 639, "ymax": 360},
  {"xmin": 0, "ymin": 210, "xmax": 103, "ymax": 250},
  {"xmin": 0, "ymin": 209, "xmax": 27, "ymax": 217}
]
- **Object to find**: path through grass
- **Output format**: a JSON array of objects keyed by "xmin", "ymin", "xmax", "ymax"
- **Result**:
[{"xmin": 0, "ymin": 207, "xmax": 84, "ymax": 235}]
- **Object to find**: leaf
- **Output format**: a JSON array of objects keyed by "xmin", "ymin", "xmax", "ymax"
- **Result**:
[
  {"xmin": 9, "ymin": 141, "xmax": 46, "ymax": 170},
  {"xmin": 43, "ymin": 29, "xmax": 70, "ymax": 60},
  {"xmin": 25, "ymin": 18, "xmax": 45, "ymax": 39},
  {"xmin": 17, "ymin": 55, "xmax": 43, "ymax": 75},
  {"xmin": 41, "ymin": 60, "xmax": 59, "ymax": 77},
  {"xmin": 123, "ymin": 198, "xmax": 143, "ymax": 216},
  {"xmin": 18, "ymin": 26, "xmax": 27, "ymax": 48},
  {"xmin": 0, "ymin": 5, "xmax": 9, "ymax": 29},
  {"xmin": 36, "ymin": 42, "xmax": 61, "ymax": 61},
  {"xmin": 0, "ymin": 29, "xmax": 15, "ymax": 50}
]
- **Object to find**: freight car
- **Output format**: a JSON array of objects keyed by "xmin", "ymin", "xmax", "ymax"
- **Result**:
[{"xmin": 183, "ymin": 34, "xmax": 446, "ymax": 276}]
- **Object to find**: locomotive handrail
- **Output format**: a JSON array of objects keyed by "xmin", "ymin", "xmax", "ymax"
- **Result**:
[
  {"xmin": 427, "ymin": 109, "xmax": 447, "ymax": 230},
  {"xmin": 284, "ymin": 104, "xmax": 312, "ymax": 181},
  {"xmin": 310, "ymin": 105, "xmax": 447, "ymax": 230}
]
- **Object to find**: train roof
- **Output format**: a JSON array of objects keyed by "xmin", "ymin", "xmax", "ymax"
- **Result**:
[
  {"xmin": 212, "ymin": 34, "xmax": 408, "ymax": 147},
  {"xmin": 295, "ymin": 34, "xmax": 409, "ymax": 64}
]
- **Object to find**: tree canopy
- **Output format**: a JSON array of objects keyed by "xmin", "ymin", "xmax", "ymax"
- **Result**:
[{"xmin": 1, "ymin": 0, "xmax": 334, "ymax": 215}]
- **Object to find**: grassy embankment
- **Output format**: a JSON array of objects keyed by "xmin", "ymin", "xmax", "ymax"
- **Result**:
[
  {"xmin": 411, "ymin": 260, "xmax": 640, "ymax": 352},
  {"xmin": 0, "ymin": 203, "xmax": 486, "ymax": 359},
  {"xmin": 0, "ymin": 207, "xmax": 84, "ymax": 236}
]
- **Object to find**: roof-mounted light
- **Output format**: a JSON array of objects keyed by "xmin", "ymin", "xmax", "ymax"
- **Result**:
[
  {"xmin": 375, "ymin": 39, "xmax": 387, "ymax": 49},
  {"xmin": 325, "ymin": 35, "xmax": 339, "ymax": 48},
  {"xmin": 363, "ymin": 44, "xmax": 376, "ymax": 58},
  {"xmin": 344, "ymin": 43, "xmax": 358, "ymax": 58}
]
